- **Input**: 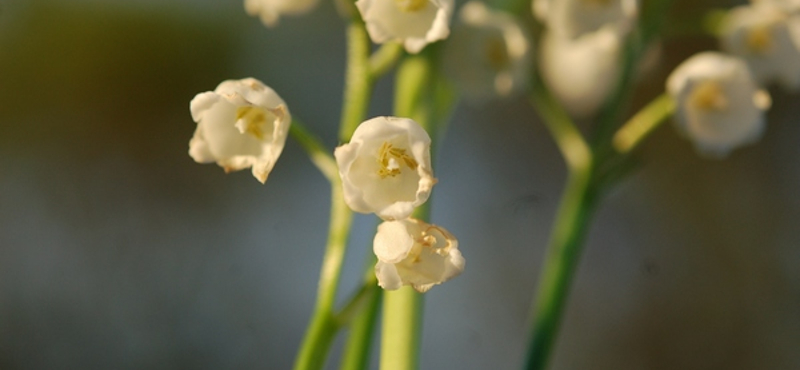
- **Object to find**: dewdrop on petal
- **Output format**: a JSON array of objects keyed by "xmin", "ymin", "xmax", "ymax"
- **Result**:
[
  {"xmin": 373, "ymin": 218, "xmax": 464, "ymax": 293},
  {"xmin": 244, "ymin": 0, "xmax": 320, "ymax": 27},
  {"xmin": 539, "ymin": 26, "xmax": 623, "ymax": 118},
  {"xmin": 666, "ymin": 52, "xmax": 772, "ymax": 157},
  {"xmin": 720, "ymin": 3, "xmax": 800, "ymax": 89},
  {"xmin": 189, "ymin": 78, "xmax": 291, "ymax": 183},
  {"xmin": 334, "ymin": 116, "xmax": 436, "ymax": 220},
  {"xmin": 356, "ymin": 0, "xmax": 454, "ymax": 54},
  {"xmin": 443, "ymin": 1, "xmax": 531, "ymax": 100}
]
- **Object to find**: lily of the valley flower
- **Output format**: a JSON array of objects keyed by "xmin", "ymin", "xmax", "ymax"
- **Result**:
[
  {"xmin": 335, "ymin": 116, "xmax": 435, "ymax": 220},
  {"xmin": 373, "ymin": 218, "xmax": 464, "ymax": 292},
  {"xmin": 666, "ymin": 52, "xmax": 772, "ymax": 157},
  {"xmin": 443, "ymin": 1, "xmax": 531, "ymax": 100},
  {"xmin": 244, "ymin": 0, "xmax": 320, "ymax": 27},
  {"xmin": 189, "ymin": 78, "xmax": 291, "ymax": 183},
  {"xmin": 356, "ymin": 0, "xmax": 454, "ymax": 54},
  {"xmin": 539, "ymin": 26, "xmax": 624, "ymax": 117},
  {"xmin": 720, "ymin": 3, "xmax": 800, "ymax": 89},
  {"xmin": 533, "ymin": 0, "xmax": 638, "ymax": 40}
]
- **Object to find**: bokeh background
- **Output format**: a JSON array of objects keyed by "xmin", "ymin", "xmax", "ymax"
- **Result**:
[{"xmin": 1, "ymin": 0, "xmax": 799, "ymax": 369}]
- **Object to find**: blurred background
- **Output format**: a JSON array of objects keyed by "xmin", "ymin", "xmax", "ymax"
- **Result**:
[{"xmin": 1, "ymin": 0, "xmax": 798, "ymax": 369}]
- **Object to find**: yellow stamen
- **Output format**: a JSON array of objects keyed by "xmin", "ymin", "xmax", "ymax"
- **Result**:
[
  {"xmin": 689, "ymin": 81, "xmax": 728, "ymax": 112},
  {"xmin": 236, "ymin": 106, "xmax": 268, "ymax": 140},
  {"xmin": 746, "ymin": 25, "xmax": 773, "ymax": 55},
  {"xmin": 395, "ymin": 0, "xmax": 428, "ymax": 13},
  {"xmin": 377, "ymin": 142, "xmax": 418, "ymax": 178}
]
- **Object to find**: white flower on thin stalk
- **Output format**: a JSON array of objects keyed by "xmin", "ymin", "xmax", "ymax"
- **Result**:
[
  {"xmin": 539, "ymin": 26, "xmax": 623, "ymax": 118},
  {"xmin": 720, "ymin": 3, "xmax": 800, "ymax": 89},
  {"xmin": 189, "ymin": 78, "xmax": 291, "ymax": 183},
  {"xmin": 334, "ymin": 116, "xmax": 435, "ymax": 220},
  {"xmin": 244, "ymin": 0, "xmax": 320, "ymax": 27},
  {"xmin": 442, "ymin": 1, "xmax": 531, "ymax": 100},
  {"xmin": 533, "ymin": 0, "xmax": 638, "ymax": 40},
  {"xmin": 666, "ymin": 52, "xmax": 772, "ymax": 157},
  {"xmin": 373, "ymin": 218, "xmax": 464, "ymax": 293},
  {"xmin": 356, "ymin": 0, "xmax": 454, "ymax": 54}
]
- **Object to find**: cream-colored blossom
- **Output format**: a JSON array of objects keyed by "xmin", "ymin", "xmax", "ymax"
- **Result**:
[
  {"xmin": 355, "ymin": 0, "xmax": 454, "ymax": 54},
  {"xmin": 721, "ymin": 3, "xmax": 800, "ymax": 89},
  {"xmin": 373, "ymin": 218, "xmax": 464, "ymax": 293},
  {"xmin": 442, "ymin": 1, "xmax": 531, "ymax": 100},
  {"xmin": 334, "ymin": 116, "xmax": 435, "ymax": 220},
  {"xmin": 751, "ymin": 0, "xmax": 800, "ymax": 14},
  {"xmin": 666, "ymin": 52, "xmax": 771, "ymax": 157},
  {"xmin": 533, "ymin": 0, "xmax": 638, "ymax": 39},
  {"xmin": 244, "ymin": 0, "xmax": 319, "ymax": 27},
  {"xmin": 189, "ymin": 78, "xmax": 290, "ymax": 183},
  {"xmin": 539, "ymin": 26, "xmax": 623, "ymax": 117}
]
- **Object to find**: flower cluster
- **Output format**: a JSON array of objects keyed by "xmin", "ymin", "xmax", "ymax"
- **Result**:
[{"xmin": 335, "ymin": 117, "xmax": 464, "ymax": 292}]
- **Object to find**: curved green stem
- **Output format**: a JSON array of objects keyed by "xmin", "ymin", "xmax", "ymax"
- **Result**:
[
  {"xmin": 339, "ymin": 21, "xmax": 374, "ymax": 142},
  {"xmin": 293, "ymin": 183, "xmax": 354, "ymax": 370},
  {"xmin": 340, "ymin": 270, "xmax": 382, "ymax": 370},
  {"xmin": 289, "ymin": 119, "xmax": 338, "ymax": 182},
  {"xmin": 369, "ymin": 42, "xmax": 405, "ymax": 78},
  {"xmin": 612, "ymin": 93, "xmax": 675, "ymax": 154},
  {"xmin": 525, "ymin": 80, "xmax": 595, "ymax": 370}
]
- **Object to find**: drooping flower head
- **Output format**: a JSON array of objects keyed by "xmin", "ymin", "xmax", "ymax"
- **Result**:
[
  {"xmin": 720, "ymin": 3, "xmax": 800, "ymax": 89},
  {"xmin": 356, "ymin": 0, "xmax": 454, "ymax": 53},
  {"xmin": 666, "ymin": 52, "xmax": 772, "ymax": 157},
  {"xmin": 443, "ymin": 1, "xmax": 531, "ymax": 100},
  {"xmin": 539, "ymin": 26, "xmax": 623, "ymax": 117},
  {"xmin": 189, "ymin": 78, "xmax": 291, "ymax": 183},
  {"xmin": 334, "ymin": 116, "xmax": 435, "ymax": 220},
  {"xmin": 373, "ymin": 218, "xmax": 464, "ymax": 292},
  {"xmin": 244, "ymin": 0, "xmax": 320, "ymax": 27}
]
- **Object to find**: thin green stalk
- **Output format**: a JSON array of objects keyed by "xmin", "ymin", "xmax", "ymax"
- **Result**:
[
  {"xmin": 340, "ymin": 258, "xmax": 382, "ymax": 370},
  {"xmin": 289, "ymin": 119, "xmax": 338, "ymax": 182},
  {"xmin": 339, "ymin": 21, "xmax": 374, "ymax": 142},
  {"xmin": 612, "ymin": 93, "xmax": 675, "ymax": 154},
  {"xmin": 369, "ymin": 42, "xmax": 404, "ymax": 78},
  {"xmin": 380, "ymin": 203, "xmax": 430, "ymax": 370},
  {"xmin": 293, "ymin": 183, "xmax": 354, "ymax": 370},
  {"xmin": 525, "ymin": 80, "xmax": 594, "ymax": 370}
]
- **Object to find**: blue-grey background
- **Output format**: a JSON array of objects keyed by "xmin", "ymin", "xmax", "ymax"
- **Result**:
[{"xmin": 1, "ymin": 0, "xmax": 798, "ymax": 369}]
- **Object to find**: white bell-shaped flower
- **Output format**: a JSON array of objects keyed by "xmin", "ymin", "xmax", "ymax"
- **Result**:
[
  {"xmin": 442, "ymin": 1, "xmax": 531, "ymax": 100},
  {"xmin": 720, "ymin": 3, "xmax": 800, "ymax": 89},
  {"xmin": 335, "ymin": 116, "xmax": 435, "ymax": 220},
  {"xmin": 666, "ymin": 52, "xmax": 772, "ymax": 157},
  {"xmin": 189, "ymin": 78, "xmax": 291, "ymax": 183},
  {"xmin": 244, "ymin": 0, "xmax": 320, "ymax": 27},
  {"xmin": 355, "ymin": 0, "xmax": 454, "ymax": 54},
  {"xmin": 373, "ymin": 218, "xmax": 464, "ymax": 293},
  {"xmin": 539, "ymin": 26, "xmax": 623, "ymax": 117},
  {"xmin": 533, "ymin": 0, "xmax": 638, "ymax": 40}
]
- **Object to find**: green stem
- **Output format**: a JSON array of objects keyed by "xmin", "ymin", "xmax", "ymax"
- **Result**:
[
  {"xmin": 340, "ymin": 259, "xmax": 382, "ymax": 370},
  {"xmin": 339, "ymin": 21, "xmax": 374, "ymax": 142},
  {"xmin": 612, "ymin": 93, "xmax": 675, "ymax": 154},
  {"xmin": 293, "ymin": 183, "xmax": 354, "ymax": 370},
  {"xmin": 369, "ymin": 42, "xmax": 405, "ymax": 78},
  {"xmin": 289, "ymin": 119, "xmax": 338, "ymax": 182},
  {"xmin": 525, "ymin": 80, "xmax": 594, "ymax": 370},
  {"xmin": 380, "ymin": 204, "xmax": 430, "ymax": 370}
]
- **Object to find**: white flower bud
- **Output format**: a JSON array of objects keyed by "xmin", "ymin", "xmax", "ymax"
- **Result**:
[
  {"xmin": 539, "ymin": 26, "xmax": 623, "ymax": 118},
  {"xmin": 533, "ymin": 0, "xmax": 638, "ymax": 40},
  {"xmin": 373, "ymin": 218, "xmax": 464, "ymax": 293},
  {"xmin": 720, "ymin": 4, "xmax": 800, "ymax": 90},
  {"xmin": 335, "ymin": 117, "xmax": 435, "ymax": 220},
  {"xmin": 442, "ymin": 1, "xmax": 531, "ymax": 100},
  {"xmin": 189, "ymin": 78, "xmax": 291, "ymax": 183},
  {"xmin": 666, "ymin": 52, "xmax": 772, "ymax": 157},
  {"xmin": 244, "ymin": 0, "xmax": 320, "ymax": 27},
  {"xmin": 355, "ymin": 0, "xmax": 454, "ymax": 54}
]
